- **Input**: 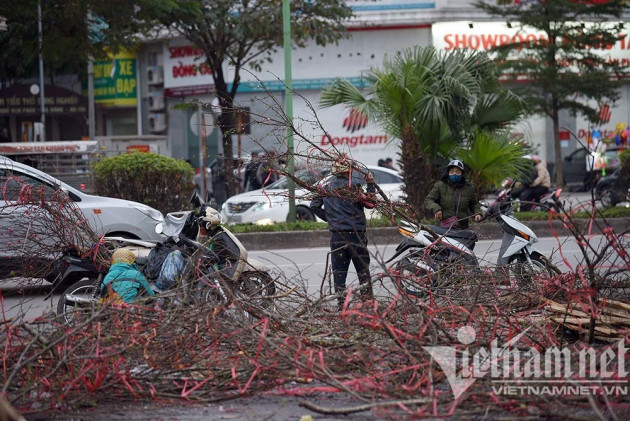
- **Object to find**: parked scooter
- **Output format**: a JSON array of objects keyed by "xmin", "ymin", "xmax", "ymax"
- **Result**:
[
  {"xmin": 385, "ymin": 187, "xmax": 559, "ymax": 297},
  {"xmin": 55, "ymin": 194, "xmax": 274, "ymax": 324}
]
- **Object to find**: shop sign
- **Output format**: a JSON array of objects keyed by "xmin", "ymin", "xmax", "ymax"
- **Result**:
[
  {"xmin": 94, "ymin": 51, "xmax": 137, "ymax": 107},
  {"xmin": 433, "ymin": 21, "xmax": 630, "ymax": 63},
  {"xmin": 163, "ymin": 40, "xmax": 214, "ymax": 90},
  {"xmin": 126, "ymin": 145, "xmax": 150, "ymax": 153},
  {"xmin": 0, "ymin": 85, "xmax": 87, "ymax": 116},
  {"xmin": 348, "ymin": 0, "xmax": 435, "ymax": 12},
  {"xmin": 0, "ymin": 140, "xmax": 98, "ymax": 155}
]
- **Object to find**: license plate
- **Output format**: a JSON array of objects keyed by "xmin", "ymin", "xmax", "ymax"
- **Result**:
[{"xmin": 229, "ymin": 214, "xmax": 242, "ymax": 224}]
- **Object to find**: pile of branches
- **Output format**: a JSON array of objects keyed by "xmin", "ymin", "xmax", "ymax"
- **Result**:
[{"xmin": 2, "ymin": 252, "xmax": 629, "ymax": 419}]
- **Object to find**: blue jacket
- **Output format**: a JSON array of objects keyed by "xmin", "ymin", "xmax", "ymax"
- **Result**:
[
  {"xmin": 310, "ymin": 175, "xmax": 376, "ymax": 232},
  {"xmin": 101, "ymin": 262, "xmax": 155, "ymax": 303}
]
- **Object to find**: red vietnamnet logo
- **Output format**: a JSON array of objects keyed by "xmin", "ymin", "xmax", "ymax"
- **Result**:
[
  {"xmin": 342, "ymin": 109, "xmax": 368, "ymax": 133},
  {"xmin": 599, "ymin": 103, "xmax": 612, "ymax": 124}
]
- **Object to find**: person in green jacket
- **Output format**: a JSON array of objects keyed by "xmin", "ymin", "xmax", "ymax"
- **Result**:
[
  {"xmin": 424, "ymin": 160, "xmax": 482, "ymax": 230},
  {"xmin": 101, "ymin": 248, "xmax": 156, "ymax": 303}
]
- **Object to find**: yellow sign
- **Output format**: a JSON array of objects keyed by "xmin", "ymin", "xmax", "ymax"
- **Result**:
[{"xmin": 94, "ymin": 51, "xmax": 137, "ymax": 107}]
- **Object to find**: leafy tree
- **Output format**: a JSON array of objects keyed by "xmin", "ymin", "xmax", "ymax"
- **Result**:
[
  {"xmin": 320, "ymin": 46, "xmax": 525, "ymax": 213},
  {"xmin": 152, "ymin": 0, "xmax": 353, "ymax": 197},
  {"xmin": 475, "ymin": 0, "xmax": 628, "ymax": 186},
  {"xmin": 0, "ymin": 0, "xmax": 161, "ymax": 86}
]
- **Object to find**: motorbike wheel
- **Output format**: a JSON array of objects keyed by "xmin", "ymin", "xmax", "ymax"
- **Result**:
[
  {"xmin": 394, "ymin": 256, "xmax": 436, "ymax": 297},
  {"xmin": 56, "ymin": 277, "xmax": 101, "ymax": 325},
  {"xmin": 508, "ymin": 253, "xmax": 559, "ymax": 285},
  {"xmin": 237, "ymin": 271, "xmax": 276, "ymax": 309}
]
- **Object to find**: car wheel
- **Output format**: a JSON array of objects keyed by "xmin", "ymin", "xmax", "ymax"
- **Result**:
[
  {"xmin": 293, "ymin": 206, "xmax": 314, "ymax": 222},
  {"xmin": 599, "ymin": 187, "xmax": 618, "ymax": 209}
]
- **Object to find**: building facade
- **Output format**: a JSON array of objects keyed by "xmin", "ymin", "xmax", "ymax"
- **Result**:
[{"xmin": 4, "ymin": 0, "xmax": 630, "ymax": 174}]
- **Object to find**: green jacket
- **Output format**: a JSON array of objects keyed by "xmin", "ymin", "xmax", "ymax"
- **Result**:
[
  {"xmin": 424, "ymin": 179, "xmax": 481, "ymax": 229},
  {"xmin": 101, "ymin": 262, "xmax": 155, "ymax": 303}
]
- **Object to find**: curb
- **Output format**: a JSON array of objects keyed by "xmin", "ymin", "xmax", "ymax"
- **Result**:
[{"xmin": 235, "ymin": 218, "xmax": 630, "ymax": 250}]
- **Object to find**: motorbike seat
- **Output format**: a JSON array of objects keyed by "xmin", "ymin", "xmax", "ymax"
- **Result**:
[{"xmin": 427, "ymin": 225, "xmax": 478, "ymax": 249}]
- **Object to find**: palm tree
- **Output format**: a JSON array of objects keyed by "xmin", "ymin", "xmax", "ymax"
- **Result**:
[
  {"xmin": 320, "ymin": 46, "xmax": 525, "ymax": 213},
  {"xmin": 456, "ymin": 130, "xmax": 531, "ymax": 199}
]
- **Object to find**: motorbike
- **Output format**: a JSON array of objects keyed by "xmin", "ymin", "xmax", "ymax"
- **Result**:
[
  {"xmin": 384, "ymin": 188, "xmax": 559, "ymax": 297},
  {"xmin": 498, "ymin": 178, "xmax": 563, "ymax": 213},
  {"xmin": 55, "ymin": 194, "xmax": 274, "ymax": 324}
]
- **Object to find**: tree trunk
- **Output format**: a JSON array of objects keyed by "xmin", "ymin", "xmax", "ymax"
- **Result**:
[
  {"xmin": 552, "ymin": 98, "xmax": 564, "ymax": 187},
  {"xmin": 214, "ymin": 77, "xmax": 236, "ymax": 198},
  {"xmin": 399, "ymin": 128, "xmax": 433, "ymax": 216},
  {"xmin": 218, "ymin": 110, "xmax": 236, "ymax": 198}
]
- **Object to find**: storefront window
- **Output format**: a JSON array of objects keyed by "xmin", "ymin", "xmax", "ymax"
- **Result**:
[{"xmin": 107, "ymin": 116, "xmax": 137, "ymax": 136}]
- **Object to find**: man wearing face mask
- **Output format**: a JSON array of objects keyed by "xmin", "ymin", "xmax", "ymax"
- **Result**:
[{"xmin": 425, "ymin": 160, "xmax": 482, "ymax": 230}]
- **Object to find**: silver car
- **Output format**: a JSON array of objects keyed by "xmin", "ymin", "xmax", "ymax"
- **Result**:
[{"xmin": 0, "ymin": 155, "xmax": 164, "ymax": 279}]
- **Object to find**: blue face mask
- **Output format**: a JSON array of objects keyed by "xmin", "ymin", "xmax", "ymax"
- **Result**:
[{"xmin": 449, "ymin": 174, "xmax": 462, "ymax": 183}]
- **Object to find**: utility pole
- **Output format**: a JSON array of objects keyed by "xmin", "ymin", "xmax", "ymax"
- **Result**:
[
  {"xmin": 88, "ymin": 58, "xmax": 95, "ymax": 139},
  {"xmin": 198, "ymin": 103, "xmax": 206, "ymax": 201},
  {"xmin": 37, "ymin": 0, "xmax": 45, "ymax": 142},
  {"xmin": 283, "ymin": 0, "xmax": 295, "ymax": 222}
]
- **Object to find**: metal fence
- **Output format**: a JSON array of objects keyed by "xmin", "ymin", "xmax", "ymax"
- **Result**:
[{"xmin": 0, "ymin": 135, "xmax": 169, "ymax": 193}]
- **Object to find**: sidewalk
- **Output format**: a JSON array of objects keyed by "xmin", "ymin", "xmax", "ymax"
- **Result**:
[{"xmin": 236, "ymin": 217, "xmax": 630, "ymax": 251}]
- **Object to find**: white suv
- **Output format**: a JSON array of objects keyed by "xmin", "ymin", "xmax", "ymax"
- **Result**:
[
  {"xmin": 221, "ymin": 166, "xmax": 404, "ymax": 225},
  {"xmin": 0, "ymin": 155, "xmax": 164, "ymax": 279}
]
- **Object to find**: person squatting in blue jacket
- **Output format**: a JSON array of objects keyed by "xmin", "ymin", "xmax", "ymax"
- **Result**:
[
  {"xmin": 101, "ymin": 248, "xmax": 156, "ymax": 303},
  {"xmin": 310, "ymin": 156, "xmax": 377, "ymax": 310}
]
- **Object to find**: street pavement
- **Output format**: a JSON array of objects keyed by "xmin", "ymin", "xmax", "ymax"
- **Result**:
[{"xmin": 0, "ymin": 235, "xmax": 597, "ymax": 322}]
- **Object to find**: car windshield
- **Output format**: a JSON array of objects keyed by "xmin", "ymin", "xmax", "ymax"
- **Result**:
[{"xmin": 265, "ymin": 169, "xmax": 327, "ymax": 189}]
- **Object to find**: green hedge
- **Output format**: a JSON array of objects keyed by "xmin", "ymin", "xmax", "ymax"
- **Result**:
[
  {"xmin": 93, "ymin": 152, "xmax": 195, "ymax": 215},
  {"xmin": 228, "ymin": 207, "xmax": 630, "ymax": 233}
]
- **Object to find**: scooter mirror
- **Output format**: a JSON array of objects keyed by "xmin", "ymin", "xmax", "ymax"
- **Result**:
[{"xmin": 190, "ymin": 190, "xmax": 204, "ymax": 209}]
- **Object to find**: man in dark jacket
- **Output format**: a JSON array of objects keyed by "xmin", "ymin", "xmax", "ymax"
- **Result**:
[
  {"xmin": 243, "ymin": 152, "xmax": 261, "ymax": 191},
  {"xmin": 425, "ymin": 159, "xmax": 482, "ymax": 230},
  {"xmin": 310, "ymin": 156, "xmax": 377, "ymax": 310},
  {"xmin": 210, "ymin": 156, "xmax": 227, "ymax": 210}
]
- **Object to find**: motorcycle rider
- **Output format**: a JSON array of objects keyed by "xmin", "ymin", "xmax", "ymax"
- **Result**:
[
  {"xmin": 310, "ymin": 155, "xmax": 377, "ymax": 310},
  {"xmin": 519, "ymin": 155, "xmax": 551, "ymax": 211},
  {"xmin": 425, "ymin": 160, "xmax": 482, "ymax": 231}
]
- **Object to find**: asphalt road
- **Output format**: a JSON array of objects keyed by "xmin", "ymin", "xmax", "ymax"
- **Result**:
[{"xmin": 0, "ymin": 236, "xmax": 599, "ymax": 322}]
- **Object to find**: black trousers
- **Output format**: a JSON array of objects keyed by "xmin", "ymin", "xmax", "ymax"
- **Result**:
[
  {"xmin": 330, "ymin": 231, "xmax": 371, "ymax": 292},
  {"xmin": 520, "ymin": 186, "xmax": 549, "ymax": 211}
]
